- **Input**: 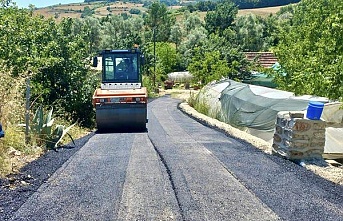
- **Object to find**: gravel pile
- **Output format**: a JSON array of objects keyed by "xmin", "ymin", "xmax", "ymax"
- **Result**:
[{"xmin": 0, "ymin": 132, "xmax": 94, "ymax": 220}]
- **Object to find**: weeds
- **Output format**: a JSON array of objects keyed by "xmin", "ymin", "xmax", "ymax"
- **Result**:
[
  {"xmin": 188, "ymin": 91, "xmax": 210, "ymax": 116},
  {"xmin": 142, "ymin": 75, "xmax": 159, "ymax": 98},
  {"xmin": 18, "ymin": 106, "xmax": 76, "ymax": 150},
  {"xmin": 0, "ymin": 70, "xmax": 88, "ymax": 177}
]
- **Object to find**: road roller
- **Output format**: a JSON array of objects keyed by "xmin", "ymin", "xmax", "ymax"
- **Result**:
[{"xmin": 92, "ymin": 49, "xmax": 148, "ymax": 131}]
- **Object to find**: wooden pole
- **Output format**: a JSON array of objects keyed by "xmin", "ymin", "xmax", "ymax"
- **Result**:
[{"xmin": 25, "ymin": 71, "xmax": 31, "ymax": 144}]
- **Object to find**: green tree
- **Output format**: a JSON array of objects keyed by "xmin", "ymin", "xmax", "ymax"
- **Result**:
[
  {"xmin": 188, "ymin": 49, "xmax": 230, "ymax": 85},
  {"xmin": 183, "ymin": 11, "xmax": 203, "ymax": 35},
  {"xmin": 144, "ymin": 2, "xmax": 175, "ymax": 42},
  {"xmin": 100, "ymin": 15, "xmax": 143, "ymax": 49},
  {"xmin": 73, "ymin": 17, "xmax": 102, "ymax": 55},
  {"xmin": 179, "ymin": 26, "xmax": 208, "ymax": 68},
  {"xmin": 235, "ymin": 14, "xmax": 266, "ymax": 51},
  {"xmin": 81, "ymin": 6, "xmax": 94, "ymax": 18},
  {"xmin": 204, "ymin": 0, "xmax": 238, "ymax": 36},
  {"xmin": 0, "ymin": 7, "xmax": 58, "ymax": 76},
  {"xmin": 205, "ymin": 32, "xmax": 249, "ymax": 79},
  {"xmin": 169, "ymin": 22, "xmax": 183, "ymax": 51},
  {"xmin": 31, "ymin": 18, "xmax": 98, "ymax": 127},
  {"xmin": 129, "ymin": 8, "xmax": 141, "ymax": 15},
  {"xmin": 143, "ymin": 42, "xmax": 180, "ymax": 82},
  {"xmin": 155, "ymin": 42, "xmax": 179, "ymax": 76},
  {"xmin": 274, "ymin": 0, "xmax": 343, "ymax": 100}
]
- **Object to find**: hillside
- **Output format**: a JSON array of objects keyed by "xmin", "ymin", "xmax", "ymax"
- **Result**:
[
  {"xmin": 33, "ymin": 1, "xmax": 282, "ymax": 21},
  {"xmin": 33, "ymin": 1, "xmax": 147, "ymax": 21}
]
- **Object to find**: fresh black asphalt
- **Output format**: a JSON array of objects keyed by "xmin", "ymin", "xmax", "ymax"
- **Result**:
[{"xmin": 5, "ymin": 96, "xmax": 343, "ymax": 220}]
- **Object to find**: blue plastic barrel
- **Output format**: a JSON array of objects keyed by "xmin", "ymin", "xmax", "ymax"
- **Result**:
[{"xmin": 306, "ymin": 101, "xmax": 324, "ymax": 120}]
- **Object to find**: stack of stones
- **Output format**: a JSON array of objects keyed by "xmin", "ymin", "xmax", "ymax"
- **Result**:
[{"xmin": 272, "ymin": 111, "xmax": 326, "ymax": 160}]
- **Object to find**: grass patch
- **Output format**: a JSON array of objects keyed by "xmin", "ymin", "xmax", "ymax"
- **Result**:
[
  {"xmin": 0, "ymin": 70, "xmax": 91, "ymax": 177},
  {"xmin": 188, "ymin": 91, "xmax": 210, "ymax": 116},
  {"xmin": 0, "ymin": 122, "xmax": 90, "ymax": 177}
]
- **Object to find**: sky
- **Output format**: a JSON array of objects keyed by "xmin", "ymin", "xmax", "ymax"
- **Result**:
[{"xmin": 13, "ymin": 0, "xmax": 83, "ymax": 8}]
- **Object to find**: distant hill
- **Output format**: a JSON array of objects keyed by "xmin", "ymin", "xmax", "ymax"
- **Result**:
[
  {"xmin": 33, "ymin": 0, "xmax": 287, "ymax": 21},
  {"xmin": 33, "ymin": 1, "xmax": 148, "ymax": 21},
  {"xmin": 82, "ymin": 0, "xmax": 300, "ymax": 9},
  {"xmin": 232, "ymin": 0, "xmax": 300, "ymax": 9}
]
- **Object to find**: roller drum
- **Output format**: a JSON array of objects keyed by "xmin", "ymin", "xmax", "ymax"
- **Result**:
[{"xmin": 96, "ymin": 103, "xmax": 147, "ymax": 131}]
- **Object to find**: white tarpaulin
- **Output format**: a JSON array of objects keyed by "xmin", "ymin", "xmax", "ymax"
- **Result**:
[
  {"xmin": 197, "ymin": 79, "xmax": 343, "ymax": 158},
  {"xmin": 168, "ymin": 71, "xmax": 193, "ymax": 82}
]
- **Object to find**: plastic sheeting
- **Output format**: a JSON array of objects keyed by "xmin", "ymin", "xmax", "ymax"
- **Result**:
[
  {"xmin": 219, "ymin": 80, "xmax": 309, "ymax": 131},
  {"xmin": 167, "ymin": 71, "xmax": 193, "ymax": 82},
  {"xmin": 322, "ymin": 103, "xmax": 343, "ymax": 158},
  {"xmin": 197, "ymin": 79, "xmax": 343, "ymax": 158}
]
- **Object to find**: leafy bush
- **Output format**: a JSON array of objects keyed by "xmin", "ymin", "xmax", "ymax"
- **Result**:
[
  {"xmin": 0, "ymin": 9, "xmax": 98, "ymax": 128},
  {"xmin": 129, "ymin": 8, "xmax": 141, "ymax": 14},
  {"xmin": 274, "ymin": 0, "xmax": 343, "ymax": 100},
  {"xmin": 81, "ymin": 6, "xmax": 94, "ymax": 18}
]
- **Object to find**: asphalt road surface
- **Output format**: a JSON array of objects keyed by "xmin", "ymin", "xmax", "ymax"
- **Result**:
[{"xmin": 10, "ymin": 96, "xmax": 343, "ymax": 220}]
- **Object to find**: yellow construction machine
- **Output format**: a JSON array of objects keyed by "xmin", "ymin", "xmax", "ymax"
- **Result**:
[{"xmin": 92, "ymin": 49, "xmax": 148, "ymax": 131}]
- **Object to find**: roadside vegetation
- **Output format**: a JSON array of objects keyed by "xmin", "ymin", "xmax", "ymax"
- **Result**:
[{"xmin": 0, "ymin": 0, "xmax": 342, "ymax": 176}]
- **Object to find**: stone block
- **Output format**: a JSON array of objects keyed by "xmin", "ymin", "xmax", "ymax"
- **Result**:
[
  {"xmin": 293, "ymin": 121, "xmax": 311, "ymax": 132},
  {"xmin": 273, "ymin": 110, "xmax": 325, "ymax": 160}
]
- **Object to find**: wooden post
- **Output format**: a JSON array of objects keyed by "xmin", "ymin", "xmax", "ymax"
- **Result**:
[{"xmin": 25, "ymin": 71, "xmax": 31, "ymax": 144}]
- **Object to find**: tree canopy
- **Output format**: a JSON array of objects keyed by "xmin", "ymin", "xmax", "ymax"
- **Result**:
[
  {"xmin": 0, "ymin": 7, "xmax": 98, "ymax": 127},
  {"xmin": 204, "ymin": 0, "xmax": 238, "ymax": 36},
  {"xmin": 274, "ymin": 0, "xmax": 343, "ymax": 100}
]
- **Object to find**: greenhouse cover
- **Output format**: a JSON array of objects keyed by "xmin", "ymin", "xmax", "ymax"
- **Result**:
[{"xmin": 197, "ymin": 79, "xmax": 343, "ymax": 158}]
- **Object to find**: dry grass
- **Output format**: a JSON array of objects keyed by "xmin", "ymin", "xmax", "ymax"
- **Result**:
[
  {"xmin": 33, "ymin": 1, "xmax": 281, "ymax": 22},
  {"xmin": 238, "ymin": 6, "xmax": 281, "ymax": 17},
  {"xmin": 175, "ymin": 6, "xmax": 281, "ymax": 23},
  {"xmin": 34, "ymin": 1, "xmax": 147, "ymax": 21},
  {"xmin": 0, "ymin": 70, "xmax": 91, "ymax": 177},
  {"xmin": 0, "ymin": 72, "xmax": 28, "ymax": 176}
]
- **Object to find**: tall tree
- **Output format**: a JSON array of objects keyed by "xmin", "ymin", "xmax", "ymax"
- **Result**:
[
  {"xmin": 188, "ymin": 48, "xmax": 230, "ymax": 85},
  {"xmin": 179, "ymin": 26, "xmax": 208, "ymax": 68},
  {"xmin": 169, "ymin": 22, "xmax": 183, "ymax": 51},
  {"xmin": 274, "ymin": 0, "xmax": 343, "ymax": 100},
  {"xmin": 0, "ymin": 8, "xmax": 99, "ymax": 126},
  {"xmin": 184, "ymin": 11, "xmax": 203, "ymax": 35},
  {"xmin": 31, "ymin": 18, "xmax": 98, "ymax": 127},
  {"xmin": 144, "ymin": 1, "xmax": 175, "ymax": 42},
  {"xmin": 101, "ymin": 15, "xmax": 143, "ymax": 49},
  {"xmin": 204, "ymin": 0, "xmax": 238, "ymax": 36},
  {"xmin": 0, "ymin": 7, "xmax": 56, "ymax": 76},
  {"xmin": 73, "ymin": 17, "xmax": 102, "ymax": 55},
  {"xmin": 235, "ymin": 14, "xmax": 266, "ymax": 51}
]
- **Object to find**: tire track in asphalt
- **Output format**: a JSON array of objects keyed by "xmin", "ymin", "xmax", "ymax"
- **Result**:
[
  {"xmin": 117, "ymin": 133, "xmax": 182, "ymax": 220},
  {"xmin": 148, "ymin": 134, "xmax": 186, "ymax": 221},
  {"xmin": 147, "ymin": 96, "xmax": 280, "ymax": 220}
]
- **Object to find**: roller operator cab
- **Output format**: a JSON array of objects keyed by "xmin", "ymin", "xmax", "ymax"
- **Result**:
[{"xmin": 92, "ymin": 49, "xmax": 148, "ymax": 131}]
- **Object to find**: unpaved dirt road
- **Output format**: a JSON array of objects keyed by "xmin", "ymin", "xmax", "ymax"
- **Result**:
[{"xmin": 7, "ymin": 96, "xmax": 343, "ymax": 220}]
